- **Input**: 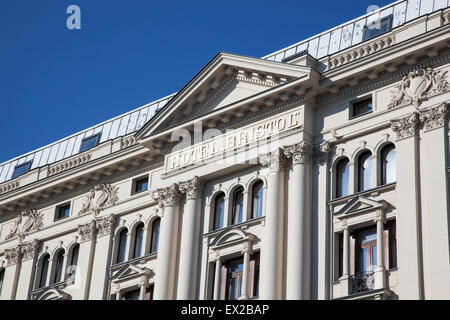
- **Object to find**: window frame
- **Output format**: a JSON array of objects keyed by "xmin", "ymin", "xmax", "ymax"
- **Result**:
[
  {"xmin": 149, "ymin": 218, "xmax": 160, "ymax": 254},
  {"xmin": 0, "ymin": 268, "xmax": 5, "ymax": 295},
  {"xmin": 55, "ymin": 203, "xmax": 71, "ymax": 221},
  {"xmin": 52, "ymin": 250, "xmax": 65, "ymax": 284},
  {"xmin": 133, "ymin": 223, "xmax": 145, "ymax": 259},
  {"xmin": 335, "ymin": 158, "xmax": 350, "ymax": 198},
  {"xmin": 362, "ymin": 14, "xmax": 393, "ymax": 42},
  {"xmin": 380, "ymin": 144, "xmax": 396, "ymax": 186},
  {"xmin": 357, "ymin": 151, "xmax": 372, "ymax": 192},
  {"xmin": 116, "ymin": 229, "xmax": 128, "ymax": 264},
  {"xmin": 132, "ymin": 176, "xmax": 149, "ymax": 195},
  {"xmin": 251, "ymin": 181, "xmax": 264, "ymax": 219},
  {"xmin": 11, "ymin": 161, "xmax": 33, "ymax": 179},
  {"xmin": 213, "ymin": 193, "xmax": 225, "ymax": 230},
  {"xmin": 231, "ymin": 187, "xmax": 244, "ymax": 225},
  {"xmin": 38, "ymin": 254, "xmax": 50, "ymax": 289},
  {"xmin": 79, "ymin": 133, "xmax": 101, "ymax": 153},
  {"xmin": 349, "ymin": 97, "xmax": 373, "ymax": 120}
]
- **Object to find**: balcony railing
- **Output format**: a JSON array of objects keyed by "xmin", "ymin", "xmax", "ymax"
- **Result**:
[{"xmin": 350, "ymin": 270, "xmax": 375, "ymax": 294}]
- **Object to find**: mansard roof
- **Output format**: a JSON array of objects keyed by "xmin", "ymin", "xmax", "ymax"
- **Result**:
[{"xmin": 0, "ymin": 0, "xmax": 445, "ymax": 185}]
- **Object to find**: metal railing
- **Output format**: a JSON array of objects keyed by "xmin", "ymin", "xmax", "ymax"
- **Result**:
[{"xmin": 350, "ymin": 270, "xmax": 375, "ymax": 294}]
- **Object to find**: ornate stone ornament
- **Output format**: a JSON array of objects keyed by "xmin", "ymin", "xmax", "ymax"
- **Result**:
[
  {"xmin": 153, "ymin": 184, "xmax": 181, "ymax": 208},
  {"xmin": 179, "ymin": 176, "xmax": 204, "ymax": 200},
  {"xmin": 77, "ymin": 215, "xmax": 115, "ymax": 242},
  {"xmin": 388, "ymin": 68, "xmax": 448, "ymax": 109},
  {"xmin": 258, "ymin": 149, "xmax": 286, "ymax": 172},
  {"xmin": 5, "ymin": 209, "xmax": 44, "ymax": 241},
  {"xmin": 390, "ymin": 112, "xmax": 420, "ymax": 140},
  {"xmin": 283, "ymin": 140, "xmax": 312, "ymax": 165},
  {"xmin": 4, "ymin": 239, "xmax": 40, "ymax": 266},
  {"xmin": 419, "ymin": 103, "xmax": 448, "ymax": 132},
  {"xmin": 79, "ymin": 183, "xmax": 119, "ymax": 216}
]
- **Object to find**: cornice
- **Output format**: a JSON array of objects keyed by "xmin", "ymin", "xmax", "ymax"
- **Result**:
[{"xmin": 317, "ymin": 51, "xmax": 450, "ymax": 107}]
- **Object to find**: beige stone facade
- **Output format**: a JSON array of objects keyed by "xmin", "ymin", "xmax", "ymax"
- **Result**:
[{"xmin": 0, "ymin": 1, "xmax": 449, "ymax": 300}]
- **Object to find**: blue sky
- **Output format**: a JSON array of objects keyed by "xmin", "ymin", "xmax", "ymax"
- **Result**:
[{"xmin": 0, "ymin": 0, "xmax": 393, "ymax": 163}]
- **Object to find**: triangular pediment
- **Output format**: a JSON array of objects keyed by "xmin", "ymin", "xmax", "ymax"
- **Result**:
[
  {"xmin": 335, "ymin": 196, "xmax": 388, "ymax": 217},
  {"xmin": 136, "ymin": 52, "xmax": 313, "ymax": 140},
  {"xmin": 111, "ymin": 263, "xmax": 151, "ymax": 282}
]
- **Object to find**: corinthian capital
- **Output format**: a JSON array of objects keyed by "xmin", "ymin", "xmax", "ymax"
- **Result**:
[
  {"xmin": 283, "ymin": 140, "xmax": 312, "ymax": 165},
  {"xmin": 78, "ymin": 220, "xmax": 97, "ymax": 242},
  {"xmin": 4, "ymin": 245, "xmax": 22, "ymax": 267},
  {"xmin": 258, "ymin": 148, "xmax": 286, "ymax": 172},
  {"xmin": 390, "ymin": 112, "xmax": 420, "ymax": 140},
  {"xmin": 96, "ymin": 215, "xmax": 116, "ymax": 238},
  {"xmin": 153, "ymin": 184, "xmax": 181, "ymax": 208},
  {"xmin": 419, "ymin": 103, "xmax": 448, "ymax": 132},
  {"xmin": 179, "ymin": 176, "xmax": 204, "ymax": 200},
  {"xmin": 21, "ymin": 239, "xmax": 40, "ymax": 262}
]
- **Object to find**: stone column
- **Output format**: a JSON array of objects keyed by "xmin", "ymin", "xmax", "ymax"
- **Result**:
[
  {"xmin": 418, "ymin": 104, "xmax": 450, "ymax": 299},
  {"xmin": 177, "ymin": 176, "xmax": 203, "ymax": 300},
  {"xmin": 390, "ymin": 112, "xmax": 423, "ymax": 299},
  {"xmin": 284, "ymin": 140, "xmax": 312, "ymax": 300},
  {"xmin": 374, "ymin": 211, "xmax": 386, "ymax": 290},
  {"xmin": 341, "ymin": 225, "xmax": 350, "ymax": 297},
  {"xmin": 240, "ymin": 247, "xmax": 250, "ymax": 300},
  {"xmin": 77, "ymin": 219, "xmax": 97, "ymax": 300},
  {"xmin": 139, "ymin": 275, "xmax": 148, "ymax": 300},
  {"xmin": 213, "ymin": 257, "xmax": 222, "ymax": 300},
  {"xmin": 4, "ymin": 245, "xmax": 23, "ymax": 300},
  {"xmin": 152, "ymin": 184, "xmax": 181, "ymax": 300},
  {"xmin": 258, "ymin": 148, "xmax": 285, "ymax": 300}
]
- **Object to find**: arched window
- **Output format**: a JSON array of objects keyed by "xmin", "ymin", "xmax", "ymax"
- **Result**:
[
  {"xmin": 52, "ymin": 250, "xmax": 65, "ymax": 284},
  {"xmin": 38, "ymin": 254, "xmax": 50, "ymax": 288},
  {"xmin": 336, "ymin": 158, "xmax": 350, "ymax": 198},
  {"xmin": 213, "ymin": 193, "xmax": 225, "ymax": 230},
  {"xmin": 66, "ymin": 244, "xmax": 79, "ymax": 281},
  {"xmin": 150, "ymin": 218, "xmax": 160, "ymax": 254},
  {"xmin": 251, "ymin": 181, "xmax": 264, "ymax": 219},
  {"xmin": 0, "ymin": 269, "xmax": 5, "ymax": 295},
  {"xmin": 358, "ymin": 151, "xmax": 372, "ymax": 192},
  {"xmin": 117, "ymin": 229, "xmax": 128, "ymax": 264},
  {"xmin": 133, "ymin": 223, "xmax": 145, "ymax": 258},
  {"xmin": 381, "ymin": 144, "xmax": 396, "ymax": 185},
  {"xmin": 232, "ymin": 187, "xmax": 244, "ymax": 225}
]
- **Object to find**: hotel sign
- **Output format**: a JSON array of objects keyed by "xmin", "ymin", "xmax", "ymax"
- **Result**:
[{"xmin": 164, "ymin": 109, "xmax": 302, "ymax": 173}]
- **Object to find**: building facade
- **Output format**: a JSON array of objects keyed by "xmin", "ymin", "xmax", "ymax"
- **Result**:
[{"xmin": 0, "ymin": 0, "xmax": 449, "ymax": 300}]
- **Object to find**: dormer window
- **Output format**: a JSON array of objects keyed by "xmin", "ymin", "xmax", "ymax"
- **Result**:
[
  {"xmin": 363, "ymin": 15, "xmax": 392, "ymax": 41},
  {"xmin": 79, "ymin": 133, "xmax": 101, "ymax": 152},
  {"xmin": 12, "ymin": 161, "xmax": 32, "ymax": 179}
]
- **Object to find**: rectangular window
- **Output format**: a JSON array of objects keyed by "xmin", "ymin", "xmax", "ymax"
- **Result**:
[
  {"xmin": 134, "ymin": 177, "xmax": 149, "ymax": 193},
  {"xmin": 12, "ymin": 161, "xmax": 32, "ymax": 179},
  {"xmin": 79, "ymin": 133, "xmax": 101, "ymax": 152},
  {"xmin": 363, "ymin": 16, "xmax": 392, "ymax": 41},
  {"xmin": 55, "ymin": 203, "xmax": 71, "ymax": 221},
  {"xmin": 351, "ymin": 98, "xmax": 373, "ymax": 119},
  {"xmin": 122, "ymin": 289, "xmax": 140, "ymax": 300}
]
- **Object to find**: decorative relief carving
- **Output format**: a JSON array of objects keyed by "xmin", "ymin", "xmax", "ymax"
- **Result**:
[
  {"xmin": 258, "ymin": 148, "xmax": 286, "ymax": 172},
  {"xmin": 312, "ymin": 140, "xmax": 332, "ymax": 165},
  {"xmin": 79, "ymin": 183, "xmax": 119, "ymax": 216},
  {"xmin": 96, "ymin": 215, "xmax": 115, "ymax": 238},
  {"xmin": 388, "ymin": 68, "xmax": 448, "ymax": 109},
  {"xmin": 179, "ymin": 176, "xmax": 204, "ymax": 200},
  {"xmin": 419, "ymin": 103, "xmax": 449, "ymax": 132},
  {"xmin": 4, "ymin": 239, "xmax": 40, "ymax": 266},
  {"xmin": 152, "ymin": 184, "xmax": 181, "ymax": 208},
  {"xmin": 0, "ymin": 180, "xmax": 20, "ymax": 195},
  {"xmin": 390, "ymin": 112, "xmax": 420, "ymax": 140},
  {"xmin": 5, "ymin": 209, "xmax": 44, "ymax": 241},
  {"xmin": 78, "ymin": 220, "xmax": 97, "ymax": 242},
  {"xmin": 283, "ymin": 140, "xmax": 312, "ymax": 165},
  {"xmin": 77, "ymin": 215, "xmax": 115, "ymax": 242},
  {"xmin": 48, "ymin": 154, "xmax": 92, "ymax": 176}
]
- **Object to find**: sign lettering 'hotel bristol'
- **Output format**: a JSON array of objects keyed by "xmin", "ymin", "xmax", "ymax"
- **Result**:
[{"xmin": 165, "ymin": 109, "xmax": 302, "ymax": 173}]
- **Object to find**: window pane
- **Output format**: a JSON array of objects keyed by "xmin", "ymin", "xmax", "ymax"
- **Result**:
[
  {"xmin": 134, "ymin": 225, "xmax": 144, "ymax": 258},
  {"xmin": 67, "ymin": 245, "xmax": 79, "ymax": 280},
  {"xmin": 53, "ymin": 251, "xmax": 65, "ymax": 284},
  {"xmin": 135, "ymin": 178, "xmax": 149, "ymax": 193},
  {"xmin": 0, "ymin": 269, "xmax": 5, "ymax": 294},
  {"xmin": 336, "ymin": 159, "xmax": 349, "ymax": 198},
  {"xmin": 385, "ymin": 147, "xmax": 396, "ymax": 184},
  {"xmin": 252, "ymin": 182, "xmax": 264, "ymax": 218},
  {"xmin": 151, "ymin": 219, "xmax": 160, "ymax": 253},
  {"xmin": 39, "ymin": 255, "xmax": 50, "ymax": 288},
  {"xmin": 117, "ymin": 230, "xmax": 127, "ymax": 263},
  {"xmin": 359, "ymin": 152, "xmax": 372, "ymax": 191},
  {"xmin": 12, "ymin": 162, "xmax": 32, "ymax": 179},
  {"xmin": 214, "ymin": 194, "xmax": 225, "ymax": 230},
  {"xmin": 79, "ymin": 134, "xmax": 101, "ymax": 152},
  {"xmin": 352, "ymin": 98, "xmax": 373, "ymax": 118},
  {"xmin": 362, "ymin": 247, "xmax": 369, "ymax": 272},
  {"xmin": 232, "ymin": 188, "xmax": 244, "ymax": 224},
  {"xmin": 58, "ymin": 204, "xmax": 70, "ymax": 219},
  {"xmin": 372, "ymin": 244, "xmax": 377, "ymax": 268},
  {"xmin": 123, "ymin": 290, "xmax": 140, "ymax": 300}
]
